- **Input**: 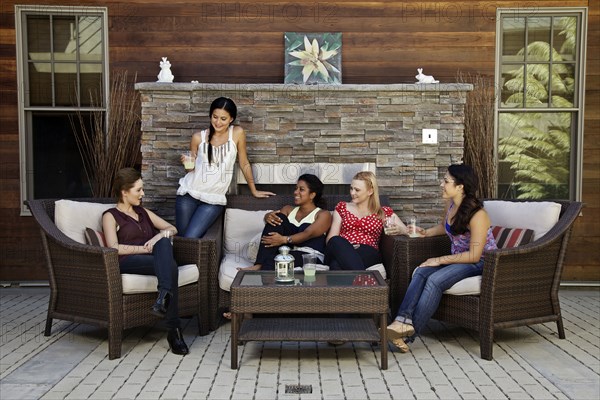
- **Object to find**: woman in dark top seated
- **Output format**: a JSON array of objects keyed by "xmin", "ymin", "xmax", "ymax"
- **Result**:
[
  {"xmin": 102, "ymin": 168, "xmax": 189, "ymax": 355},
  {"xmin": 243, "ymin": 173, "xmax": 332, "ymax": 270}
]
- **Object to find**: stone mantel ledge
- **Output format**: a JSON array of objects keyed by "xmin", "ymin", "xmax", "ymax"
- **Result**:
[{"xmin": 135, "ymin": 82, "xmax": 473, "ymax": 92}]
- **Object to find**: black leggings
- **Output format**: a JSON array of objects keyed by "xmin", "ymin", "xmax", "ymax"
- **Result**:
[{"xmin": 324, "ymin": 236, "xmax": 381, "ymax": 270}]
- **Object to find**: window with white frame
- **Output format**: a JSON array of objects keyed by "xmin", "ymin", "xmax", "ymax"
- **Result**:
[
  {"xmin": 495, "ymin": 8, "xmax": 587, "ymax": 200},
  {"xmin": 16, "ymin": 6, "xmax": 108, "ymax": 212}
]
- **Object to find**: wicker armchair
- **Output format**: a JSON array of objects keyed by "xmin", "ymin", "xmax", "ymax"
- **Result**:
[
  {"xmin": 25, "ymin": 198, "xmax": 211, "ymax": 360},
  {"xmin": 200, "ymin": 194, "xmax": 393, "ymax": 330},
  {"xmin": 384, "ymin": 199, "xmax": 583, "ymax": 360}
]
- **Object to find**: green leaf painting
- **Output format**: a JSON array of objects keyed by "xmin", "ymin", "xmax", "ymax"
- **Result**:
[{"xmin": 284, "ymin": 32, "xmax": 342, "ymax": 85}]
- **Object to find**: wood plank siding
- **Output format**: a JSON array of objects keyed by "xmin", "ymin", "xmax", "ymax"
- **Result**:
[{"xmin": 0, "ymin": 0, "xmax": 597, "ymax": 282}]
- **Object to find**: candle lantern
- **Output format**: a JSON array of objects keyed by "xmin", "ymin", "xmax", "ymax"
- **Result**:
[{"xmin": 274, "ymin": 246, "xmax": 295, "ymax": 282}]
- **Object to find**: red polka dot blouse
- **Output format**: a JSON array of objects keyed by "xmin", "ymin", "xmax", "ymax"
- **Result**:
[{"xmin": 336, "ymin": 201, "xmax": 394, "ymax": 250}]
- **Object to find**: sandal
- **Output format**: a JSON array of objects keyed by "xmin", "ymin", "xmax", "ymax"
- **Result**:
[
  {"xmin": 386, "ymin": 321, "xmax": 415, "ymax": 340},
  {"xmin": 390, "ymin": 337, "xmax": 410, "ymax": 353}
]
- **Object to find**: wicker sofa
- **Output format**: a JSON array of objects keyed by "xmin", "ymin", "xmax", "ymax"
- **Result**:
[
  {"xmin": 199, "ymin": 194, "xmax": 403, "ymax": 331},
  {"xmin": 25, "ymin": 198, "xmax": 211, "ymax": 359},
  {"xmin": 386, "ymin": 198, "xmax": 583, "ymax": 360}
]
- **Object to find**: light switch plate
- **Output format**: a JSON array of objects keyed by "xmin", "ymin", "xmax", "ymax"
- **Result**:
[{"xmin": 422, "ymin": 128, "xmax": 438, "ymax": 144}]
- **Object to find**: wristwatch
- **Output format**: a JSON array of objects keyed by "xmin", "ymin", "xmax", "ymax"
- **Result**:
[{"xmin": 286, "ymin": 236, "xmax": 292, "ymax": 244}]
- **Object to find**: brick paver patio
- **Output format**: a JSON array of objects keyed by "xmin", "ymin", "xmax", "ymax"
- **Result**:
[{"xmin": 1, "ymin": 287, "xmax": 598, "ymax": 399}]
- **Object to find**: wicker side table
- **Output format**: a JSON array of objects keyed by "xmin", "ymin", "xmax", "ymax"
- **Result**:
[{"xmin": 230, "ymin": 270, "xmax": 389, "ymax": 369}]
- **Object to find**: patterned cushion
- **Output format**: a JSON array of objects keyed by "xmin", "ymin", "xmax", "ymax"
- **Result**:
[
  {"xmin": 84, "ymin": 227, "xmax": 107, "ymax": 247},
  {"xmin": 491, "ymin": 226, "xmax": 534, "ymax": 248}
]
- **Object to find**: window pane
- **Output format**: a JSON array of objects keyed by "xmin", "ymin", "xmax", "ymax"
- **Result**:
[
  {"xmin": 80, "ymin": 66, "xmax": 103, "ymax": 107},
  {"xmin": 78, "ymin": 16, "xmax": 103, "ymax": 62},
  {"xmin": 502, "ymin": 17, "xmax": 525, "ymax": 62},
  {"xmin": 54, "ymin": 71, "xmax": 78, "ymax": 106},
  {"xmin": 501, "ymin": 64, "xmax": 524, "ymax": 108},
  {"xmin": 527, "ymin": 17, "xmax": 551, "ymax": 61},
  {"xmin": 525, "ymin": 64, "xmax": 550, "ymax": 108},
  {"xmin": 26, "ymin": 15, "xmax": 50, "ymax": 54},
  {"xmin": 31, "ymin": 112, "xmax": 93, "ymax": 199},
  {"xmin": 498, "ymin": 112, "xmax": 571, "ymax": 199},
  {"xmin": 554, "ymin": 17, "xmax": 577, "ymax": 61},
  {"xmin": 28, "ymin": 63, "xmax": 52, "ymax": 106},
  {"xmin": 53, "ymin": 16, "xmax": 77, "ymax": 61},
  {"xmin": 551, "ymin": 63, "xmax": 575, "ymax": 107}
]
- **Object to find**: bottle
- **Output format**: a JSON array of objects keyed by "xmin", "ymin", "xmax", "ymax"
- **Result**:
[{"xmin": 274, "ymin": 246, "xmax": 295, "ymax": 282}]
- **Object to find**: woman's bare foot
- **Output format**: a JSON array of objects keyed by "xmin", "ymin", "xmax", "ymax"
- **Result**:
[
  {"xmin": 222, "ymin": 312, "xmax": 252, "ymax": 320},
  {"xmin": 237, "ymin": 264, "xmax": 262, "ymax": 271}
]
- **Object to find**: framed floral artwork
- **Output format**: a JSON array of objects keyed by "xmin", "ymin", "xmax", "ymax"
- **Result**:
[{"xmin": 284, "ymin": 32, "xmax": 342, "ymax": 85}]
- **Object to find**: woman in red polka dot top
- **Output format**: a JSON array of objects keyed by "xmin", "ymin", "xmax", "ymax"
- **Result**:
[{"xmin": 325, "ymin": 171, "xmax": 408, "ymax": 270}]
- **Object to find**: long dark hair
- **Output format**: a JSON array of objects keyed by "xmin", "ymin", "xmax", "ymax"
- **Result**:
[
  {"xmin": 298, "ymin": 173, "xmax": 325, "ymax": 208},
  {"xmin": 448, "ymin": 164, "xmax": 483, "ymax": 235},
  {"xmin": 207, "ymin": 97, "xmax": 237, "ymax": 165},
  {"xmin": 112, "ymin": 167, "xmax": 141, "ymax": 203}
]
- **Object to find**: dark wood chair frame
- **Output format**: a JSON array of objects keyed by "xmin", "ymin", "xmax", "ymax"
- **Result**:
[
  {"xmin": 382, "ymin": 199, "xmax": 583, "ymax": 360},
  {"xmin": 26, "ymin": 198, "xmax": 211, "ymax": 360}
]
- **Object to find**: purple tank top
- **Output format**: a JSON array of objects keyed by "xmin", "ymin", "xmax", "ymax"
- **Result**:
[
  {"xmin": 445, "ymin": 203, "xmax": 497, "ymax": 259},
  {"xmin": 104, "ymin": 206, "xmax": 157, "ymax": 260}
]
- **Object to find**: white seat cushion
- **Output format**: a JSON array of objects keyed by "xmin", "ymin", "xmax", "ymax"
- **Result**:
[
  {"xmin": 55, "ymin": 200, "xmax": 115, "ymax": 243},
  {"xmin": 219, "ymin": 254, "xmax": 253, "ymax": 292},
  {"xmin": 121, "ymin": 264, "xmax": 199, "ymax": 294},
  {"xmin": 219, "ymin": 208, "xmax": 271, "ymax": 291},
  {"xmin": 412, "ymin": 266, "xmax": 481, "ymax": 296},
  {"xmin": 444, "ymin": 275, "xmax": 482, "ymax": 295},
  {"xmin": 366, "ymin": 263, "xmax": 387, "ymax": 280}
]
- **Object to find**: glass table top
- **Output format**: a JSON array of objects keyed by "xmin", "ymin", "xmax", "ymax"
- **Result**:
[{"xmin": 237, "ymin": 270, "xmax": 384, "ymax": 288}]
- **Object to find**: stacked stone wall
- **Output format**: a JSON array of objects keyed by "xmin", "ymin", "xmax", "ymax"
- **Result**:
[{"xmin": 136, "ymin": 83, "xmax": 472, "ymax": 225}]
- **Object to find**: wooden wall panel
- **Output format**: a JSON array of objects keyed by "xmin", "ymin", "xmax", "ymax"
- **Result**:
[{"xmin": 0, "ymin": 0, "xmax": 597, "ymax": 282}]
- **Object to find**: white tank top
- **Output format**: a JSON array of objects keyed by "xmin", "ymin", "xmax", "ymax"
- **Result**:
[
  {"xmin": 176, "ymin": 126, "xmax": 238, "ymax": 205},
  {"xmin": 287, "ymin": 207, "xmax": 322, "ymax": 227}
]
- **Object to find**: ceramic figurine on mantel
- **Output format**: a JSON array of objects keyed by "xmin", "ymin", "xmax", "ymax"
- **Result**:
[
  {"xmin": 157, "ymin": 57, "xmax": 174, "ymax": 83},
  {"xmin": 415, "ymin": 68, "xmax": 439, "ymax": 84}
]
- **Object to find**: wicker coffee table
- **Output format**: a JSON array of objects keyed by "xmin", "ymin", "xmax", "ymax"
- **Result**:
[{"xmin": 230, "ymin": 270, "xmax": 389, "ymax": 369}]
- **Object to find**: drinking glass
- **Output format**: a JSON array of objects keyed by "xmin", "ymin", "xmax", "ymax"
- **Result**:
[
  {"xmin": 182, "ymin": 151, "xmax": 195, "ymax": 169},
  {"xmin": 384, "ymin": 216, "xmax": 395, "ymax": 235},
  {"xmin": 162, "ymin": 229, "xmax": 174, "ymax": 245},
  {"xmin": 408, "ymin": 216, "xmax": 419, "ymax": 237},
  {"xmin": 302, "ymin": 254, "xmax": 317, "ymax": 276}
]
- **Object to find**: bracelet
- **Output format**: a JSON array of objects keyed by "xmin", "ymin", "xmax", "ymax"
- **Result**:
[{"xmin": 287, "ymin": 236, "xmax": 292, "ymax": 244}]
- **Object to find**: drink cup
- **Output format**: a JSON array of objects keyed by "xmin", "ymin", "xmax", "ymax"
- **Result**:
[
  {"xmin": 302, "ymin": 254, "xmax": 317, "ymax": 276},
  {"xmin": 408, "ymin": 216, "xmax": 419, "ymax": 237},
  {"xmin": 384, "ymin": 216, "xmax": 395, "ymax": 235},
  {"xmin": 183, "ymin": 151, "xmax": 195, "ymax": 169},
  {"xmin": 162, "ymin": 230, "xmax": 173, "ymax": 245}
]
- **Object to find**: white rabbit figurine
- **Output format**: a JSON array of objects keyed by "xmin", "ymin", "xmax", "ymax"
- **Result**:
[
  {"xmin": 157, "ymin": 57, "xmax": 174, "ymax": 83},
  {"xmin": 415, "ymin": 68, "xmax": 439, "ymax": 84}
]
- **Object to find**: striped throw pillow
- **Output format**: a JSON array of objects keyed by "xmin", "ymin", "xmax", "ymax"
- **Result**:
[
  {"xmin": 491, "ymin": 226, "xmax": 534, "ymax": 249},
  {"xmin": 85, "ymin": 227, "xmax": 107, "ymax": 247}
]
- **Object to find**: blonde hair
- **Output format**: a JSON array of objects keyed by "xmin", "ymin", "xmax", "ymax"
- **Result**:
[{"xmin": 353, "ymin": 171, "xmax": 385, "ymax": 219}]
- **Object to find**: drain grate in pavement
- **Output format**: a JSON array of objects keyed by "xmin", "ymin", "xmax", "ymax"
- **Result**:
[{"xmin": 285, "ymin": 384, "xmax": 312, "ymax": 394}]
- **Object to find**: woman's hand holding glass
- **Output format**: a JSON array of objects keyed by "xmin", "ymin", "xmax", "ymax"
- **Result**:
[
  {"xmin": 181, "ymin": 151, "xmax": 196, "ymax": 170},
  {"xmin": 384, "ymin": 214, "xmax": 408, "ymax": 236}
]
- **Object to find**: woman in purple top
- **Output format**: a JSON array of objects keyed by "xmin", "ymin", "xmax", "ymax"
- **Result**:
[
  {"xmin": 386, "ymin": 164, "xmax": 497, "ymax": 353},
  {"xmin": 102, "ymin": 168, "xmax": 188, "ymax": 355}
]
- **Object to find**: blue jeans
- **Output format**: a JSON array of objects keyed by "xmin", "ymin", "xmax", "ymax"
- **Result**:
[
  {"xmin": 175, "ymin": 194, "xmax": 224, "ymax": 238},
  {"xmin": 119, "ymin": 238, "xmax": 180, "ymax": 329},
  {"xmin": 324, "ymin": 236, "xmax": 382, "ymax": 270},
  {"xmin": 395, "ymin": 261, "xmax": 484, "ymax": 339}
]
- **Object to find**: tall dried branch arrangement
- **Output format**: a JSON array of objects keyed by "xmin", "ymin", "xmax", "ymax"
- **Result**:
[
  {"xmin": 457, "ymin": 71, "xmax": 497, "ymax": 198},
  {"xmin": 71, "ymin": 70, "xmax": 141, "ymax": 197}
]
